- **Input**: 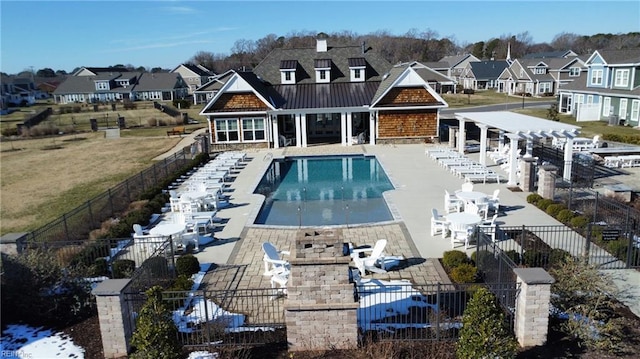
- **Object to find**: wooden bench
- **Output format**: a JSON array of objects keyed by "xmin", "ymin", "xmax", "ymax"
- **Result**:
[{"xmin": 167, "ymin": 126, "xmax": 186, "ymax": 136}]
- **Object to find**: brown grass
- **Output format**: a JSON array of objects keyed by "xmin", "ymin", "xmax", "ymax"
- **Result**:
[{"xmin": 0, "ymin": 131, "xmax": 180, "ymax": 234}]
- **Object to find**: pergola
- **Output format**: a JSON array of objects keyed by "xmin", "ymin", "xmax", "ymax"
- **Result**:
[{"xmin": 454, "ymin": 111, "xmax": 581, "ymax": 185}]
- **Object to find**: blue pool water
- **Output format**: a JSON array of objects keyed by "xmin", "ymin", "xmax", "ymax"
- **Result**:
[{"xmin": 253, "ymin": 155, "xmax": 395, "ymax": 226}]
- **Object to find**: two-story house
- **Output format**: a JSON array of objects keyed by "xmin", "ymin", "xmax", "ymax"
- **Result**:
[
  {"xmin": 171, "ymin": 64, "xmax": 216, "ymax": 96},
  {"xmin": 438, "ymin": 54, "xmax": 480, "ymax": 89},
  {"xmin": 192, "ymin": 70, "xmax": 234, "ymax": 105},
  {"xmin": 199, "ymin": 37, "xmax": 450, "ymax": 148},
  {"xmin": 497, "ymin": 56, "xmax": 586, "ymax": 97},
  {"xmin": 53, "ymin": 70, "xmax": 189, "ymax": 104},
  {"xmin": 557, "ymin": 49, "xmax": 640, "ymax": 126}
]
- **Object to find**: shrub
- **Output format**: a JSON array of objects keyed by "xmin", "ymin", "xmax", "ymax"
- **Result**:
[
  {"xmin": 442, "ymin": 250, "xmax": 470, "ymax": 269},
  {"xmin": 522, "ymin": 249, "xmax": 548, "ymax": 268},
  {"xmin": 70, "ymin": 240, "xmax": 111, "ymax": 267},
  {"xmin": 142, "ymin": 256, "xmax": 168, "ymax": 278},
  {"xmin": 556, "ymin": 209, "xmax": 575, "ymax": 223},
  {"xmin": 172, "ymin": 99, "xmax": 191, "ymax": 110},
  {"xmin": 536, "ymin": 199, "xmax": 554, "ymax": 211},
  {"xmin": 570, "ymin": 216, "xmax": 589, "ymax": 229},
  {"xmin": 472, "ymin": 250, "xmax": 497, "ymax": 269},
  {"xmin": 130, "ymin": 286, "xmax": 182, "ymax": 359},
  {"xmin": 456, "ymin": 287, "xmax": 518, "ymax": 359},
  {"xmin": 526, "ymin": 193, "xmax": 542, "ymax": 204},
  {"xmin": 450, "ymin": 263, "xmax": 477, "ymax": 283},
  {"xmin": 503, "ymin": 250, "xmax": 521, "ymax": 265},
  {"xmin": 112, "ymin": 259, "xmax": 135, "ymax": 278},
  {"xmin": 91, "ymin": 258, "xmax": 109, "ymax": 277},
  {"xmin": 176, "ymin": 254, "xmax": 200, "ymax": 277},
  {"xmin": 546, "ymin": 203, "xmax": 566, "ymax": 217},
  {"xmin": 547, "ymin": 248, "xmax": 572, "ymax": 268}
]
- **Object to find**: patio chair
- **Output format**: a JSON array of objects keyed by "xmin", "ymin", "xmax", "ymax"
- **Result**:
[
  {"xmin": 262, "ymin": 242, "xmax": 291, "ymax": 276},
  {"xmin": 132, "ymin": 223, "xmax": 148, "ymax": 237},
  {"xmin": 351, "ymin": 239, "xmax": 389, "ymax": 276},
  {"xmin": 270, "ymin": 271, "xmax": 289, "ymax": 300},
  {"xmin": 279, "ymin": 135, "xmax": 293, "ymax": 147},
  {"xmin": 488, "ymin": 189, "xmax": 500, "ymax": 214},
  {"xmin": 444, "ymin": 189, "xmax": 463, "ymax": 214},
  {"xmin": 450, "ymin": 222, "xmax": 474, "ymax": 250},
  {"xmin": 461, "ymin": 181, "xmax": 474, "ymax": 192},
  {"xmin": 431, "ymin": 208, "xmax": 449, "ymax": 237},
  {"xmin": 479, "ymin": 214, "xmax": 499, "ymax": 242}
]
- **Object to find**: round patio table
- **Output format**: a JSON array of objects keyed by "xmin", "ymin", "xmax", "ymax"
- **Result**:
[
  {"xmin": 455, "ymin": 191, "xmax": 488, "ymax": 204},
  {"xmin": 148, "ymin": 222, "xmax": 185, "ymax": 237},
  {"xmin": 445, "ymin": 212, "xmax": 482, "ymax": 228}
]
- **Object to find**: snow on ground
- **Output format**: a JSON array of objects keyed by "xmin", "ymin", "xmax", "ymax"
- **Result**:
[{"xmin": 0, "ymin": 324, "xmax": 84, "ymax": 358}]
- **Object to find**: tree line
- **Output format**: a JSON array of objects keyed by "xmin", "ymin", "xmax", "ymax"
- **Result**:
[{"xmin": 6, "ymin": 30, "xmax": 639, "ymax": 78}]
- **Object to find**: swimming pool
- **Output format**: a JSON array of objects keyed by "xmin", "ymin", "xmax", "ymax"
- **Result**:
[{"xmin": 253, "ymin": 155, "xmax": 395, "ymax": 226}]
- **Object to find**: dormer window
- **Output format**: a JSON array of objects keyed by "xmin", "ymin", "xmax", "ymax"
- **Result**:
[
  {"xmin": 348, "ymin": 57, "xmax": 366, "ymax": 82},
  {"xmin": 314, "ymin": 59, "xmax": 331, "ymax": 83},
  {"xmin": 95, "ymin": 81, "xmax": 109, "ymax": 91},
  {"xmin": 534, "ymin": 67, "xmax": 545, "ymax": 74},
  {"xmin": 569, "ymin": 67, "xmax": 581, "ymax": 77},
  {"xmin": 279, "ymin": 60, "xmax": 297, "ymax": 84}
]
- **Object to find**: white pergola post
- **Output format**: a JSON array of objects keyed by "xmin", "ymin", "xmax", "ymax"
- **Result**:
[
  {"xmin": 524, "ymin": 138, "xmax": 533, "ymax": 158},
  {"xmin": 346, "ymin": 112, "xmax": 353, "ymax": 146},
  {"xmin": 273, "ymin": 120, "xmax": 280, "ymax": 149},
  {"xmin": 498, "ymin": 130, "xmax": 505, "ymax": 151},
  {"xmin": 563, "ymin": 136, "xmax": 574, "ymax": 182},
  {"xmin": 507, "ymin": 134, "xmax": 520, "ymax": 186},
  {"xmin": 457, "ymin": 117, "xmax": 466, "ymax": 154},
  {"xmin": 341, "ymin": 113, "xmax": 347, "ymax": 146},
  {"xmin": 369, "ymin": 112, "xmax": 376, "ymax": 145},
  {"xmin": 478, "ymin": 124, "xmax": 488, "ymax": 166}
]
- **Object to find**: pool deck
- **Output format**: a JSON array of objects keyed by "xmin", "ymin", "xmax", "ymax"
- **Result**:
[{"xmin": 192, "ymin": 143, "xmax": 640, "ymax": 317}]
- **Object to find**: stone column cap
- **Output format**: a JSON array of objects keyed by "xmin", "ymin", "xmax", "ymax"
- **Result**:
[
  {"xmin": 92, "ymin": 279, "xmax": 131, "ymax": 295},
  {"xmin": 514, "ymin": 267, "xmax": 555, "ymax": 284}
]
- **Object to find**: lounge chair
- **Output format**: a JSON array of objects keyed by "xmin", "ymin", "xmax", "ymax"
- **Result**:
[
  {"xmin": 262, "ymin": 242, "xmax": 291, "ymax": 276},
  {"xmin": 351, "ymin": 239, "xmax": 389, "ymax": 276}
]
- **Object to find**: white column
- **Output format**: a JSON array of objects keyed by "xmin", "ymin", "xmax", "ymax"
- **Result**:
[
  {"xmin": 295, "ymin": 114, "xmax": 302, "ymax": 147},
  {"xmin": 341, "ymin": 113, "xmax": 347, "ymax": 146},
  {"xmin": 478, "ymin": 124, "xmax": 488, "ymax": 166},
  {"xmin": 498, "ymin": 130, "xmax": 505, "ymax": 151},
  {"xmin": 369, "ymin": 112, "xmax": 376, "ymax": 145},
  {"xmin": 346, "ymin": 112, "xmax": 353, "ymax": 146},
  {"xmin": 457, "ymin": 117, "xmax": 466, "ymax": 154},
  {"xmin": 273, "ymin": 120, "xmax": 280, "ymax": 149},
  {"xmin": 507, "ymin": 134, "xmax": 520, "ymax": 186},
  {"xmin": 563, "ymin": 136, "xmax": 574, "ymax": 182},
  {"xmin": 524, "ymin": 137, "xmax": 533, "ymax": 158}
]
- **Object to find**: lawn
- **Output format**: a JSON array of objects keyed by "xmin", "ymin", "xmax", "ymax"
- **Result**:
[{"xmin": 441, "ymin": 90, "xmax": 551, "ymax": 108}]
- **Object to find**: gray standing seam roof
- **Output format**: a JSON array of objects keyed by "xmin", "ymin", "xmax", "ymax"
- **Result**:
[{"xmin": 274, "ymin": 81, "xmax": 380, "ymax": 109}]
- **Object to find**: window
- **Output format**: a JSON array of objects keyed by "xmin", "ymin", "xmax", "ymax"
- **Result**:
[
  {"xmin": 569, "ymin": 67, "xmax": 581, "ymax": 77},
  {"xmin": 96, "ymin": 81, "xmax": 109, "ymax": 90},
  {"xmin": 587, "ymin": 95, "xmax": 593, "ymax": 104},
  {"xmin": 631, "ymin": 100, "xmax": 640, "ymax": 123},
  {"xmin": 215, "ymin": 119, "xmax": 239, "ymax": 142},
  {"xmin": 603, "ymin": 97, "xmax": 611, "ymax": 116},
  {"xmin": 519, "ymin": 69, "xmax": 524, "ymax": 77},
  {"xmin": 320, "ymin": 70, "xmax": 326, "ymax": 80},
  {"xmin": 619, "ymin": 99, "xmax": 628, "ymax": 119},
  {"xmin": 590, "ymin": 69, "xmax": 603, "ymax": 85},
  {"xmin": 574, "ymin": 94, "xmax": 584, "ymax": 105},
  {"xmin": 354, "ymin": 69, "xmax": 361, "ymax": 79},
  {"xmin": 614, "ymin": 69, "xmax": 630, "ymax": 87},
  {"xmin": 538, "ymin": 83, "xmax": 551, "ymax": 93},
  {"xmin": 535, "ymin": 67, "xmax": 545, "ymax": 74},
  {"xmin": 242, "ymin": 118, "xmax": 265, "ymax": 141},
  {"xmin": 285, "ymin": 72, "xmax": 291, "ymax": 81}
]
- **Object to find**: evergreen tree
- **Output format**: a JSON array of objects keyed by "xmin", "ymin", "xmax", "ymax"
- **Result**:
[
  {"xmin": 130, "ymin": 286, "xmax": 183, "ymax": 359},
  {"xmin": 456, "ymin": 287, "xmax": 518, "ymax": 359}
]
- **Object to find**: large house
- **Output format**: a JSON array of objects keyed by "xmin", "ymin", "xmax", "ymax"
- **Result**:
[
  {"xmin": 192, "ymin": 70, "xmax": 234, "ymax": 105},
  {"xmin": 439, "ymin": 54, "xmax": 481, "ymax": 87},
  {"xmin": 557, "ymin": 49, "xmax": 640, "ymax": 126},
  {"xmin": 171, "ymin": 64, "xmax": 216, "ymax": 95},
  {"xmin": 199, "ymin": 38, "xmax": 450, "ymax": 148},
  {"xmin": 459, "ymin": 60, "xmax": 509, "ymax": 90},
  {"xmin": 53, "ymin": 70, "xmax": 189, "ymax": 104},
  {"xmin": 496, "ymin": 56, "xmax": 586, "ymax": 96}
]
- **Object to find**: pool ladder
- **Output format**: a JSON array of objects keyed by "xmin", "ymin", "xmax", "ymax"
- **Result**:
[{"xmin": 263, "ymin": 152, "xmax": 273, "ymax": 162}]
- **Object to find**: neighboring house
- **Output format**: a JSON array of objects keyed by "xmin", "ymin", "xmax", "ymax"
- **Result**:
[
  {"xmin": 171, "ymin": 64, "xmax": 216, "ymax": 95},
  {"xmin": 459, "ymin": 60, "xmax": 509, "ymax": 90},
  {"xmin": 557, "ymin": 49, "xmax": 640, "ymax": 126},
  {"xmin": 0, "ymin": 74, "xmax": 38, "ymax": 109},
  {"xmin": 199, "ymin": 37, "xmax": 449, "ymax": 148},
  {"xmin": 438, "ymin": 54, "xmax": 481, "ymax": 87},
  {"xmin": 422, "ymin": 61, "xmax": 456, "ymax": 92},
  {"xmin": 192, "ymin": 70, "xmax": 234, "ymax": 105},
  {"xmin": 496, "ymin": 56, "xmax": 586, "ymax": 96},
  {"xmin": 72, "ymin": 66, "xmax": 130, "ymax": 76},
  {"xmin": 53, "ymin": 71, "xmax": 188, "ymax": 104}
]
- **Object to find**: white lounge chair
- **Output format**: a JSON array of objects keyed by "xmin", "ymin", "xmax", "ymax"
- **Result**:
[
  {"xmin": 431, "ymin": 208, "xmax": 449, "ymax": 237},
  {"xmin": 487, "ymin": 189, "xmax": 501, "ymax": 214},
  {"xmin": 262, "ymin": 242, "xmax": 291, "ymax": 276},
  {"xmin": 132, "ymin": 223, "xmax": 148, "ymax": 237}
]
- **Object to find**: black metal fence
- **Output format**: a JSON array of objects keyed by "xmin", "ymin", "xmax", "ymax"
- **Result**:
[
  {"xmin": 124, "ymin": 287, "xmax": 287, "ymax": 350},
  {"xmin": 356, "ymin": 281, "xmax": 519, "ymax": 343},
  {"xmin": 532, "ymin": 142, "xmax": 595, "ymax": 188}
]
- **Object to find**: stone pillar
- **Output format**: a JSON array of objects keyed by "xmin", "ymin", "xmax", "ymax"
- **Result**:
[
  {"xmin": 285, "ymin": 229, "xmax": 358, "ymax": 351},
  {"xmin": 519, "ymin": 157, "xmax": 537, "ymax": 192},
  {"xmin": 0, "ymin": 232, "xmax": 28, "ymax": 255},
  {"xmin": 92, "ymin": 279, "xmax": 133, "ymax": 359},
  {"xmin": 537, "ymin": 164, "xmax": 558, "ymax": 199},
  {"xmin": 448, "ymin": 126, "xmax": 458, "ymax": 149},
  {"xmin": 513, "ymin": 268, "xmax": 555, "ymax": 347}
]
